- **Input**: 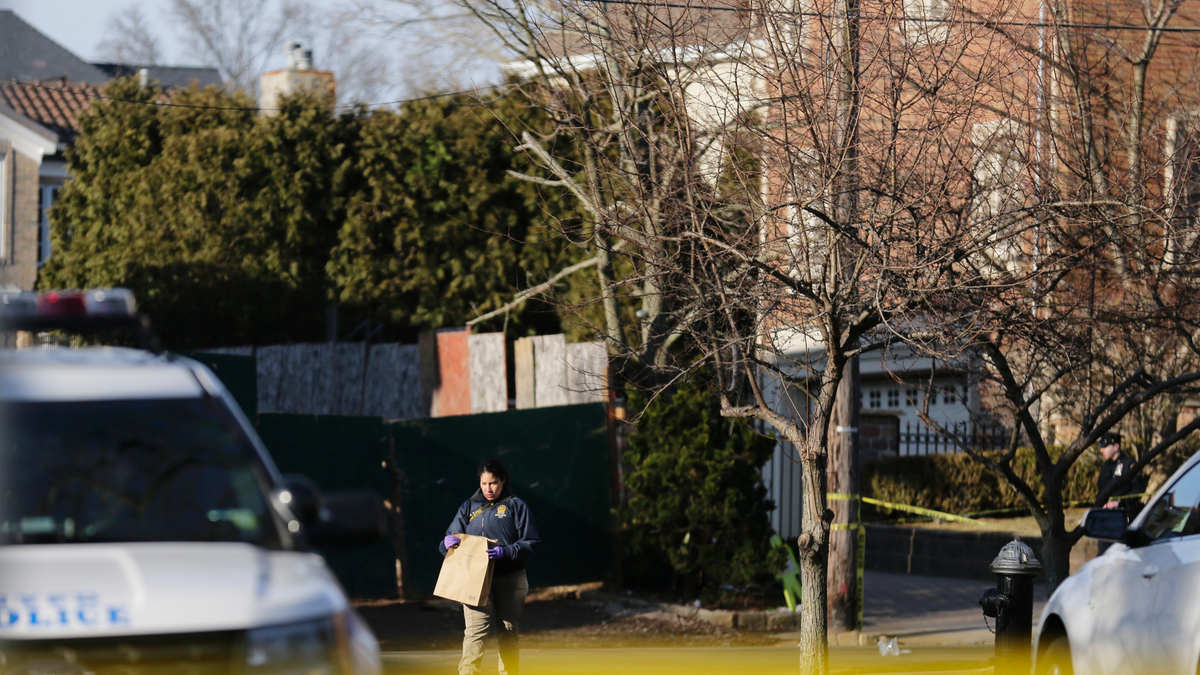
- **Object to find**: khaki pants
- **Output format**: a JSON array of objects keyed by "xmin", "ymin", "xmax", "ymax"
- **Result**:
[{"xmin": 460, "ymin": 569, "xmax": 528, "ymax": 675}]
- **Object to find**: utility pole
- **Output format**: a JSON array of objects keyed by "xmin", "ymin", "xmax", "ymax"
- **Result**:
[
  {"xmin": 827, "ymin": 0, "xmax": 862, "ymax": 635},
  {"xmin": 828, "ymin": 356, "xmax": 861, "ymax": 632}
]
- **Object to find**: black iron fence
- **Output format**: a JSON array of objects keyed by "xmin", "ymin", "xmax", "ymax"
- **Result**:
[{"xmin": 899, "ymin": 421, "xmax": 1010, "ymax": 456}]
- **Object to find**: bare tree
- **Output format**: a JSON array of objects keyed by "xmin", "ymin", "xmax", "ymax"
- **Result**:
[
  {"xmin": 96, "ymin": 4, "xmax": 164, "ymax": 66},
  {"xmin": 345, "ymin": 0, "xmax": 508, "ymax": 93},
  {"xmin": 168, "ymin": 0, "xmax": 309, "ymax": 93},
  {"xmin": 922, "ymin": 0, "xmax": 1200, "ymax": 592},
  {"xmin": 99, "ymin": 0, "xmax": 395, "ymax": 102},
  {"xmin": 439, "ymin": 0, "xmax": 1060, "ymax": 670},
  {"xmin": 296, "ymin": 5, "xmax": 396, "ymax": 103}
]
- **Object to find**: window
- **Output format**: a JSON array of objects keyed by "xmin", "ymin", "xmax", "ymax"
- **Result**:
[
  {"xmin": 943, "ymin": 387, "xmax": 957, "ymax": 405},
  {"xmin": 782, "ymin": 150, "xmax": 830, "ymax": 281},
  {"xmin": 868, "ymin": 390, "xmax": 882, "ymax": 409},
  {"xmin": 0, "ymin": 399, "xmax": 286, "ymax": 548},
  {"xmin": 1140, "ymin": 463, "xmax": 1200, "ymax": 542},
  {"xmin": 887, "ymin": 389, "xmax": 900, "ymax": 408},
  {"xmin": 962, "ymin": 385, "xmax": 970, "ymax": 406},
  {"xmin": 971, "ymin": 120, "xmax": 1027, "ymax": 274},
  {"xmin": 906, "ymin": 388, "xmax": 919, "ymax": 406},
  {"xmin": 1165, "ymin": 113, "xmax": 1200, "ymax": 268},
  {"xmin": 37, "ymin": 185, "xmax": 58, "ymax": 265},
  {"xmin": 903, "ymin": 0, "xmax": 951, "ymax": 44},
  {"xmin": 757, "ymin": 0, "xmax": 817, "ymax": 62}
]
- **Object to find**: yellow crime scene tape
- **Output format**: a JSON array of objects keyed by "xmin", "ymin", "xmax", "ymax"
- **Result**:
[
  {"xmin": 810, "ymin": 492, "xmax": 1149, "ymax": 632},
  {"xmin": 820, "ymin": 491, "xmax": 1148, "ymax": 631},
  {"xmin": 827, "ymin": 493, "xmax": 867, "ymax": 631},
  {"xmin": 964, "ymin": 493, "xmax": 1148, "ymax": 518}
]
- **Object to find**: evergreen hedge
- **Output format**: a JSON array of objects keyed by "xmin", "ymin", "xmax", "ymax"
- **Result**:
[
  {"xmin": 618, "ymin": 382, "xmax": 786, "ymax": 600},
  {"xmin": 861, "ymin": 441, "xmax": 1196, "ymax": 520}
]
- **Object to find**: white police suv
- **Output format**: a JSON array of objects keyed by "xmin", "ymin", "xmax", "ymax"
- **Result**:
[
  {"xmin": 1035, "ymin": 449, "xmax": 1200, "ymax": 675},
  {"xmin": 0, "ymin": 289, "xmax": 384, "ymax": 674}
]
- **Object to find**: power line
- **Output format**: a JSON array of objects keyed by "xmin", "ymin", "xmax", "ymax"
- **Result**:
[
  {"xmin": 583, "ymin": 0, "xmax": 1200, "ymax": 33},
  {"xmin": 0, "ymin": 77, "xmax": 517, "ymax": 112}
]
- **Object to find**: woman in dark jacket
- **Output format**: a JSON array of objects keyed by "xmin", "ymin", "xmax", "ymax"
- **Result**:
[{"xmin": 440, "ymin": 459, "xmax": 540, "ymax": 675}]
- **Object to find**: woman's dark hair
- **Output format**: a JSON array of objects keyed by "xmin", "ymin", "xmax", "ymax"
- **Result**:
[{"xmin": 477, "ymin": 458, "xmax": 509, "ymax": 482}]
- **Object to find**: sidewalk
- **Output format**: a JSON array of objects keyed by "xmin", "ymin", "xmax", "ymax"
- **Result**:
[{"xmin": 853, "ymin": 569, "xmax": 1047, "ymax": 646}]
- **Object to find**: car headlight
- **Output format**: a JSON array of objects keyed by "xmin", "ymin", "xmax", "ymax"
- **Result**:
[{"xmin": 244, "ymin": 614, "xmax": 353, "ymax": 675}]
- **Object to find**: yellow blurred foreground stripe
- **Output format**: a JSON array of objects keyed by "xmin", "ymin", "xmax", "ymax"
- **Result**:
[{"xmin": 383, "ymin": 645, "xmax": 995, "ymax": 675}]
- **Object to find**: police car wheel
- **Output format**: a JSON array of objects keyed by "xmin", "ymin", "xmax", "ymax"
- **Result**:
[{"xmin": 1038, "ymin": 636, "xmax": 1072, "ymax": 675}]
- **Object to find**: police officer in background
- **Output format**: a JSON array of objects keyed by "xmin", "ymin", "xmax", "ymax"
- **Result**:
[
  {"xmin": 1097, "ymin": 432, "xmax": 1144, "ymax": 522},
  {"xmin": 440, "ymin": 459, "xmax": 539, "ymax": 675}
]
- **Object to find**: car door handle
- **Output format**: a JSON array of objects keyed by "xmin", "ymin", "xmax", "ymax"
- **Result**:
[{"xmin": 1143, "ymin": 565, "xmax": 1159, "ymax": 579}]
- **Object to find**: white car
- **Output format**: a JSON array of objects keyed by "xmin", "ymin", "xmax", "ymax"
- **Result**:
[
  {"xmin": 1035, "ymin": 449, "xmax": 1200, "ymax": 675},
  {"xmin": 0, "ymin": 289, "xmax": 383, "ymax": 674}
]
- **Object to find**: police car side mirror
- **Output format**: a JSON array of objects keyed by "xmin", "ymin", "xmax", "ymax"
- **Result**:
[
  {"xmin": 1081, "ymin": 508, "xmax": 1127, "ymax": 541},
  {"xmin": 306, "ymin": 491, "xmax": 388, "ymax": 546},
  {"xmin": 281, "ymin": 474, "xmax": 323, "ymax": 526}
]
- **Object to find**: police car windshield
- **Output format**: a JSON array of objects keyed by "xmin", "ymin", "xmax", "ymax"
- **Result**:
[{"xmin": 0, "ymin": 398, "xmax": 285, "ymax": 548}]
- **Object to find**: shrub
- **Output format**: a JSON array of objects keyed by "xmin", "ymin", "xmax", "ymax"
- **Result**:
[
  {"xmin": 862, "ymin": 448, "xmax": 1112, "ymax": 519},
  {"xmin": 618, "ymin": 381, "xmax": 786, "ymax": 601}
]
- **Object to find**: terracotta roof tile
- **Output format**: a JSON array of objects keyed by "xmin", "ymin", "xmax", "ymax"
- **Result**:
[
  {"xmin": 0, "ymin": 78, "xmax": 179, "ymax": 143},
  {"xmin": 0, "ymin": 78, "xmax": 101, "ymax": 140}
]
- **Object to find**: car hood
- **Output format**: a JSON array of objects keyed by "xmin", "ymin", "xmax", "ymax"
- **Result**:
[{"xmin": 0, "ymin": 543, "xmax": 347, "ymax": 639}]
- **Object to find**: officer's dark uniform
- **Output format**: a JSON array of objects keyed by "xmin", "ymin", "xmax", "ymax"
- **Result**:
[
  {"xmin": 440, "ymin": 486, "xmax": 539, "ymax": 675},
  {"xmin": 439, "ymin": 486, "xmax": 540, "ymax": 574},
  {"xmin": 1097, "ymin": 439, "xmax": 1145, "ymax": 522}
]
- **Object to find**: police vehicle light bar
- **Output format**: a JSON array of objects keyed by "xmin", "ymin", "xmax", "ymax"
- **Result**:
[
  {"xmin": 0, "ymin": 289, "xmax": 159, "ymax": 349},
  {"xmin": 1, "ymin": 289, "xmax": 137, "ymax": 323}
]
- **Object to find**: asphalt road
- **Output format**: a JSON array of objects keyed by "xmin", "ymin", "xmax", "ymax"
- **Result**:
[{"xmin": 383, "ymin": 645, "xmax": 996, "ymax": 675}]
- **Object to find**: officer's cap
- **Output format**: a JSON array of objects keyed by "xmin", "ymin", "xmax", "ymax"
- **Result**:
[{"xmin": 1098, "ymin": 432, "xmax": 1121, "ymax": 448}]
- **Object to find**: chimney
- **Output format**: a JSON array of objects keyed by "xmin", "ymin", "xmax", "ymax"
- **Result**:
[{"xmin": 259, "ymin": 42, "xmax": 336, "ymax": 114}]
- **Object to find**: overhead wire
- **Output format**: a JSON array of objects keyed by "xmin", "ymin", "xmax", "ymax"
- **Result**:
[
  {"xmin": 581, "ymin": 0, "xmax": 1200, "ymax": 32},
  {"xmin": 5, "ymin": 0, "xmax": 1196, "ymax": 114}
]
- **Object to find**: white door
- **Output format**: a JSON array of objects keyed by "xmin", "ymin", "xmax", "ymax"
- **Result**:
[
  {"xmin": 1141, "ymin": 463, "xmax": 1200, "ymax": 675},
  {"xmin": 1085, "ymin": 543, "xmax": 1163, "ymax": 675}
]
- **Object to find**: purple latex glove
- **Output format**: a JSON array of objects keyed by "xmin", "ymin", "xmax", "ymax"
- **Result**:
[
  {"xmin": 443, "ymin": 535, "xmax": 461, "ymax": 550},
  {"xmin": 487, "ymin": 545, "xmax": 506, "ymax": 560}
]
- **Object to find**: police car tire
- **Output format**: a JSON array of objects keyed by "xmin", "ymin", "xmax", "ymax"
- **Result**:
[{"xmin": 1037, "ymin": 636, "xmax": 1073, "ymax": 675}]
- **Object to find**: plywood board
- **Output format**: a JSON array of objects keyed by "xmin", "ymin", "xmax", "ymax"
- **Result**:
[
  {"xmin": 514, "ymin": 337, "xmax": 536, "ymax": 409},
  {"xmin": 364, "ymin": 343, "xmax": 422, "ymax": 419},
  {"xmin": 469, "ymin": 332, "xmax": 507, "ymax": 413},
  {"xmin": 433, "ymin": 328, "xmax": 472, "ymax": 417},
  {"xmin": 565, "ymin": 342, "xmax": 608, "ymax": 404},
  {"xmin": 533, "ymin": 334, "xmax": 568, "ymax": 407}
]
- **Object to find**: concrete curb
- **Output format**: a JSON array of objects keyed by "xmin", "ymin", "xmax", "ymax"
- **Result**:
[
  {"xmin": 658, "ymin": 602, "xmax": 802, "ymax": 631},
  {"xmin": 579, "ymin": 591, "xmax": 800, "ymax": 631}
]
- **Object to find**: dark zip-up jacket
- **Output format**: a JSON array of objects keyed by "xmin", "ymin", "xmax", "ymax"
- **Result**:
[
  {"xmin": 1099, "ymin": 452, "xmax": 1145, "ymax": 521},
  {"xmin": 439, "ymin": 487, "xmax": 540, "ymax": 576}
]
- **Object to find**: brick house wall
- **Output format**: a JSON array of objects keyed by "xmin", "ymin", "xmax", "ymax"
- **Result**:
[{"xmin": 0, "ymin": 143, "xmax": 40, "ymax": 290}]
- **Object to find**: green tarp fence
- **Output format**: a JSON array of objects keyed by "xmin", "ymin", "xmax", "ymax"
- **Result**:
[
  {"xmin": 256, "ymin": 414, "xmax": 399, "ymax": 599},
  {"xmin": 393, "ymin": 405, "xmax": 613, "ymax": 596},
  {"xmin": 185, "ymin": 351, "xmax": 615, "ymax": 598},
  {"xmin": 175, "ymin": 352, "xmax": 257, "ymax": 418},
  {"xmin": 255, "ymin": 405, "xmax": 613, "ymax": 599}
]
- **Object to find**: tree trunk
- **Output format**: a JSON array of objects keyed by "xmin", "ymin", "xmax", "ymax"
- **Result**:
[
  {"xmin": 799, "ymin": 437, "xmax": 830, "ymax": 675},
  {"xmin": 827, "ymin": 356, "xmax": 860, "ymax": 633},
  {"xmin": 1039, "ymin": 515, "xmax": 1074, "ymax": 593}
]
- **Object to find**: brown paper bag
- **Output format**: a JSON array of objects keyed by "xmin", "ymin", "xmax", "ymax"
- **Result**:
[{"xmin": 433, "ymin": 533, "xmax": 496, "ymax": 606}]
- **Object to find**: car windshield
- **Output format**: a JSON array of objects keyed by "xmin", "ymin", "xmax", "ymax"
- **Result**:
[
  {"xmin": 0, "ymin": 398, "xmax": 285, "ymax": 548},
  {"xmin": 1141, "ymin": 461, "xmax": 1200, "ymax": 542}
]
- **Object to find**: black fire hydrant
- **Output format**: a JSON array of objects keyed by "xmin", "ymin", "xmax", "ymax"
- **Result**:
[{"xmin": 979, "ymin": 537, "xmax": 1042, "ymax": 674}]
